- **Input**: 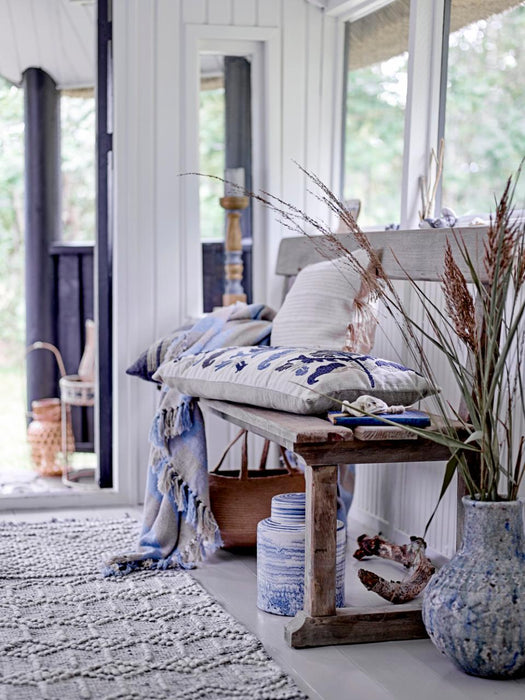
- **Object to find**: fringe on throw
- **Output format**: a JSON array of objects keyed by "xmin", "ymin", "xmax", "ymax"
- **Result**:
[
  {"xmin": 149, "ymin": 396, "xmax": 194, "ymax": 448},
  {"xmin": 101, "ymin": 550, "xmax": 195, "ymax": 578},
  {"xmin": 102, "ymin": 454, "xmax": 222, "ymax": 578},
  {"xmin": 158, "ymin": 460, "xmax": 223, "ymax": 552}
]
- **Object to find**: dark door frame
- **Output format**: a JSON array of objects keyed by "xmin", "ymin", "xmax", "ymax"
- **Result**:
[{"xmin": 96, "ymin": 0, "xmax": 113, "ymax": 487}]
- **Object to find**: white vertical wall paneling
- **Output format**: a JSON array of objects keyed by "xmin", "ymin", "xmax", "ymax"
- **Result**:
[
  {"xmin": 304, "ymin": 2, "xmax": 323, "ymax": 216},
  {"xmin": 281, "ymin": 0, "xmax": 308, "ymax": 212},
  {"xmin": 111, "ymin": 0, "xmax": 345, "ymax": 505},
  {"xmin": 181, "ymin": 25, "xmax": 204, "ymax": 319},
  {"xmin": 350, "ymin": 291, "xmax": 410, "ymax": 540},
  {"xmin": 135, "ymin": 3, "xmax": 157, "ymax": 345},
  {"xmin": 133, "ymin": 1, "xmax": 159, "ymax": 502},
  {"xmin": 207, "ymin": 0, "xmax": 232, "ymax": 25},
  {"xmin": 318, "ymin": 14, "xmax": 336, "ymax": 189},
  {"xmin": 321, "ymin": 16, "xmax": 346, "ymax": 196},
  {"xmin": 252, "ymin": 29, "xmax": 282, "ymax": 309},
  {"xmin": 256, "ymin": 0, "xmax": 280, "ymax": 27},
  {"xmin": 112, "ymin": 0, "xmax": 130, "ymax": 497},
  {"xmin": 113, "ymin": 0, "xmax": 158, "ymax": 503},
  {"xmin": 155, "ymin": 0, "xmax": 185, "ymax": 335},
  {"xmin": 183, "ymin": 0, "xmax": 206, "ymax": 25},
  {"xmin": 232, "ymin": 0, "xmax": 257, "ymax": 26}
]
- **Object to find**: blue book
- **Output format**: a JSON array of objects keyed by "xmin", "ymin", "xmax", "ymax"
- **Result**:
[{"xmin": 327, "ymin": 409, "xmax": 430, "ymax": 428}]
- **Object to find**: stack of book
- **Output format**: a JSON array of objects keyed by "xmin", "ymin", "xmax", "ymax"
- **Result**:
[{"xmin": 326, "ymin": 409, "xmax": 430, "ymax": 441}]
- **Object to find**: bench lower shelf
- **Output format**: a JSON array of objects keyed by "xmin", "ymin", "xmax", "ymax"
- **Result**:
[{"xmin": 285, "ymin": 601, "xmax": 427, "ymax": 648}]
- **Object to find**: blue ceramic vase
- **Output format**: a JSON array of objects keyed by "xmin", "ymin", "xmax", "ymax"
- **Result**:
[
  {"xmin": 422, "ymin": 497, "xmax": 525, "ymax": 678},
  {"xmin": 256, "ymin": 492, "xmax": 346, "ymax": 616}
]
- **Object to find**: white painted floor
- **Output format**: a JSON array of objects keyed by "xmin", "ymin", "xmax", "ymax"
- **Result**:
[{"xmin": 2, "ymin": 506, "xmax": 524, "ymax": 700}]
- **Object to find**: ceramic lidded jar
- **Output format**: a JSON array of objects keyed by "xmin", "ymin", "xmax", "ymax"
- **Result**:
[
  {"xmin": 422, "ymin": 497, "xmax": 525, "ymax": 678},
  {"xmin": 257, "ymin": 492, "xmax": 346, "ymax": 616}
]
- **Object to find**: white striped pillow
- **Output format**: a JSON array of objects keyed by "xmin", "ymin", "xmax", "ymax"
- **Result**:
[{"xmin": 270, "ymin": 249, "xmax": 375, "ymax": 351}]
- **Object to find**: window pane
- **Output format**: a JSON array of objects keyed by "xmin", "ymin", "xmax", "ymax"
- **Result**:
[
  {"xmin": 61, "ymin": 92, "xmax": 95, "ymax": 242},
  {"xmin": 442, "ymin": 2, "xmax": 525, "ymax": 214},
  {"xmin": 199, "ymin": 56, "xmax": 225, "ymax": 241},
  {"xmin": 343, "ymin": 0, "xmax": 409, "ymax": 228},
  {"xmin": 0, "ymin": 76, "xmax": 31, "ymax": 472}
]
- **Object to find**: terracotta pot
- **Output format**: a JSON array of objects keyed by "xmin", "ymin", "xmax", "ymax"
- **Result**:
[{"xmin": 27, "ymin": 398, "xmax": 75, "ymax": 477}]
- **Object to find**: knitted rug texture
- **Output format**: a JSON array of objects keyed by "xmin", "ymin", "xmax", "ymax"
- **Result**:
[{"xmin": 0, "ymin": 517, "xmax": 306, "ymax": 700}]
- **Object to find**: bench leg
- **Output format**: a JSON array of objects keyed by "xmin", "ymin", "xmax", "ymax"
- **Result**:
[
  {"xmin": 285, "ymin": 463, "xmax": 428, "ymax": 648},
  {"xmin": 303, "ymin": 464, "xmax": 338, "ymax": 617},
  {"xmin": 285, "ymin": 464, "xmax": 338, "ymax": 647}
]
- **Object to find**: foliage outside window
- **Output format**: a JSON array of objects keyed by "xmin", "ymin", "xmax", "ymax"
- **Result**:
[
  {"xmin": 441, "ymin": 2, "xmax": 525, "ymax": 215},
  {"xmin": 60, "ymin": 92, "xmax": 96, "ymax": 242},
  {"xmin": 0, "ymin": 77, "xmax": 24, "ymax": 356},
  {"xmin": 0, "ymin": 76, "xmax": 28, "ymax": 470},
  {"xmin": 199, "ymin": 66, "xmax": 225, "ymax": 241},
  {"xmin": 0, "ymin": 80, "xmax": 96, "ymax": 470},
  {"xmin": 343, "ymin": 0, "xmax": 409, "ymax": 228}
]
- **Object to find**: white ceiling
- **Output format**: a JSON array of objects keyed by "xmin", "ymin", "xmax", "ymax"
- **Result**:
[{"xmin": 0, "ymin": 0, "xmax": 95, "ymax": 89}]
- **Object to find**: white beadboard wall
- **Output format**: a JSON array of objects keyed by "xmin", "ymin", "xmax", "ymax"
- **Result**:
[
  {"xmin": 112, "ymin": 0, "xmax": 523, "ymax": 558},
  {"xmin": 351, "ymin": 286, "xmax": 462, "ymax": 560},
  {"xmin": 112, "ymin": 0, "xmax": 343, "ymax": 504}
]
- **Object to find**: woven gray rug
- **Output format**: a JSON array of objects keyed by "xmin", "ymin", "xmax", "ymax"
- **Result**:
[{"xmin": 0, "ymin": 517, "xmax": 306, "ymax": 700}]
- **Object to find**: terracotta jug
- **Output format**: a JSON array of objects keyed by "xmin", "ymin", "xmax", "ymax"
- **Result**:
[{"xmin": 27, "ymin": 398, "xmax": 75, "ymax": 477}]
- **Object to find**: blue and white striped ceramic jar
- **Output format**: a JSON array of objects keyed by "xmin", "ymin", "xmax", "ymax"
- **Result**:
[{"xmin": 257, "ymin": 492, "xmax": 346, "ymax": 616}]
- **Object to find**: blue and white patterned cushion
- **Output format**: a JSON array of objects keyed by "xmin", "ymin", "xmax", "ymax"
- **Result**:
[{"xmin": 154, "ymin": 346, "xmax": 438, "ymax": 414}]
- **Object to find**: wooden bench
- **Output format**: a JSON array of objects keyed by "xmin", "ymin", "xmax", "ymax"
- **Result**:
[{"xmin": 202, "ymin": 226, "xmax": 487, "ymax": 649}]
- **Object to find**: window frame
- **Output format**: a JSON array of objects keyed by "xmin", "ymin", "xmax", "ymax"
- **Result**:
[{"xmin": 340, "ymin": 0, "xmax": 448, "ymax": 228}]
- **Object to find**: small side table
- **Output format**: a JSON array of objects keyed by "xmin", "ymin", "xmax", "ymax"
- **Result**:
[{"xmin": 59, "ymin": 375, "xmax": 96, "ymax": 487}]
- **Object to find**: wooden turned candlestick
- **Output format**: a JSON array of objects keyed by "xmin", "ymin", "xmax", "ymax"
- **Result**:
[{"xmin": 220, "ymin": 195, "xmax": 249, "ymax": 306}]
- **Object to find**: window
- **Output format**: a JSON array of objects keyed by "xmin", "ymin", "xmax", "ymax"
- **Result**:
[
  {"xmin": 60, "ymin": 90, "xmax": 96, "ymax": 241},
  {"xmin": 343, "ymin": 0, "xmax": 410, "ymax": 228},
  {"xmin": 199, "ymin": 55, "xmax": 225, "ymax": 241},
  {"xmin": 199, "ymin": 53, "xmax": 253, "ymax": 311},
  {"xmin": 441, "ymin": 1, "xmax": 525, "ymax": 214}
]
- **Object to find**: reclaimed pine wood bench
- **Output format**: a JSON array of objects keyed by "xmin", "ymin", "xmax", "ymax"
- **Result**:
[{"xmin": 201, "ymin": 227, "xmax": 487, "ymax": 649}]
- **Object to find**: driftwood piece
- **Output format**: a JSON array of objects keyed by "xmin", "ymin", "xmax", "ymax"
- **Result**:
[{"xmin": 353, "ymin": 534, "xmax": 435, "ymax": 605}]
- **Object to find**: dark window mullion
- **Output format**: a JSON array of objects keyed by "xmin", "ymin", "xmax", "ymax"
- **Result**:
[{"xmin": 96, "ymin": 0, "xmax": 113, "ymax": 488}]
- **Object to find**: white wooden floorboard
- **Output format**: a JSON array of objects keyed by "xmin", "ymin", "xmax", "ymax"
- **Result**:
[{"xmin": 3, "ymin": 507, "xmax": 525, "ymax": 699}]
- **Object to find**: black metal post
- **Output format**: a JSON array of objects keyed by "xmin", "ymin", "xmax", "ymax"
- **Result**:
[
  {"xmin": 23, "ymin": 67, "xmax": 60, "ymax": 407},
  {"xmin": 96, "ymin": 0, "xmax": 113, "ymax": 487}
]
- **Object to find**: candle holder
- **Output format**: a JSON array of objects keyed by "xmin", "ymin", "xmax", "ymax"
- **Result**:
[{"xmin": 220, "ymin": 195, "xmax": 249, "ymax": 306}]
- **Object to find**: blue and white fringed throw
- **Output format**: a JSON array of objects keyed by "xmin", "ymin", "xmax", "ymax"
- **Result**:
[{"xmin": 104, "ymin": 302, "xmax": 275, "ymax": 576}]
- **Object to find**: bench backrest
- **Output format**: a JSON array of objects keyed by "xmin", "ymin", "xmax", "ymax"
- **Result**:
[{"xmin": 275, "ymin": 227, "xmax": 490, "ymax": 284}]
